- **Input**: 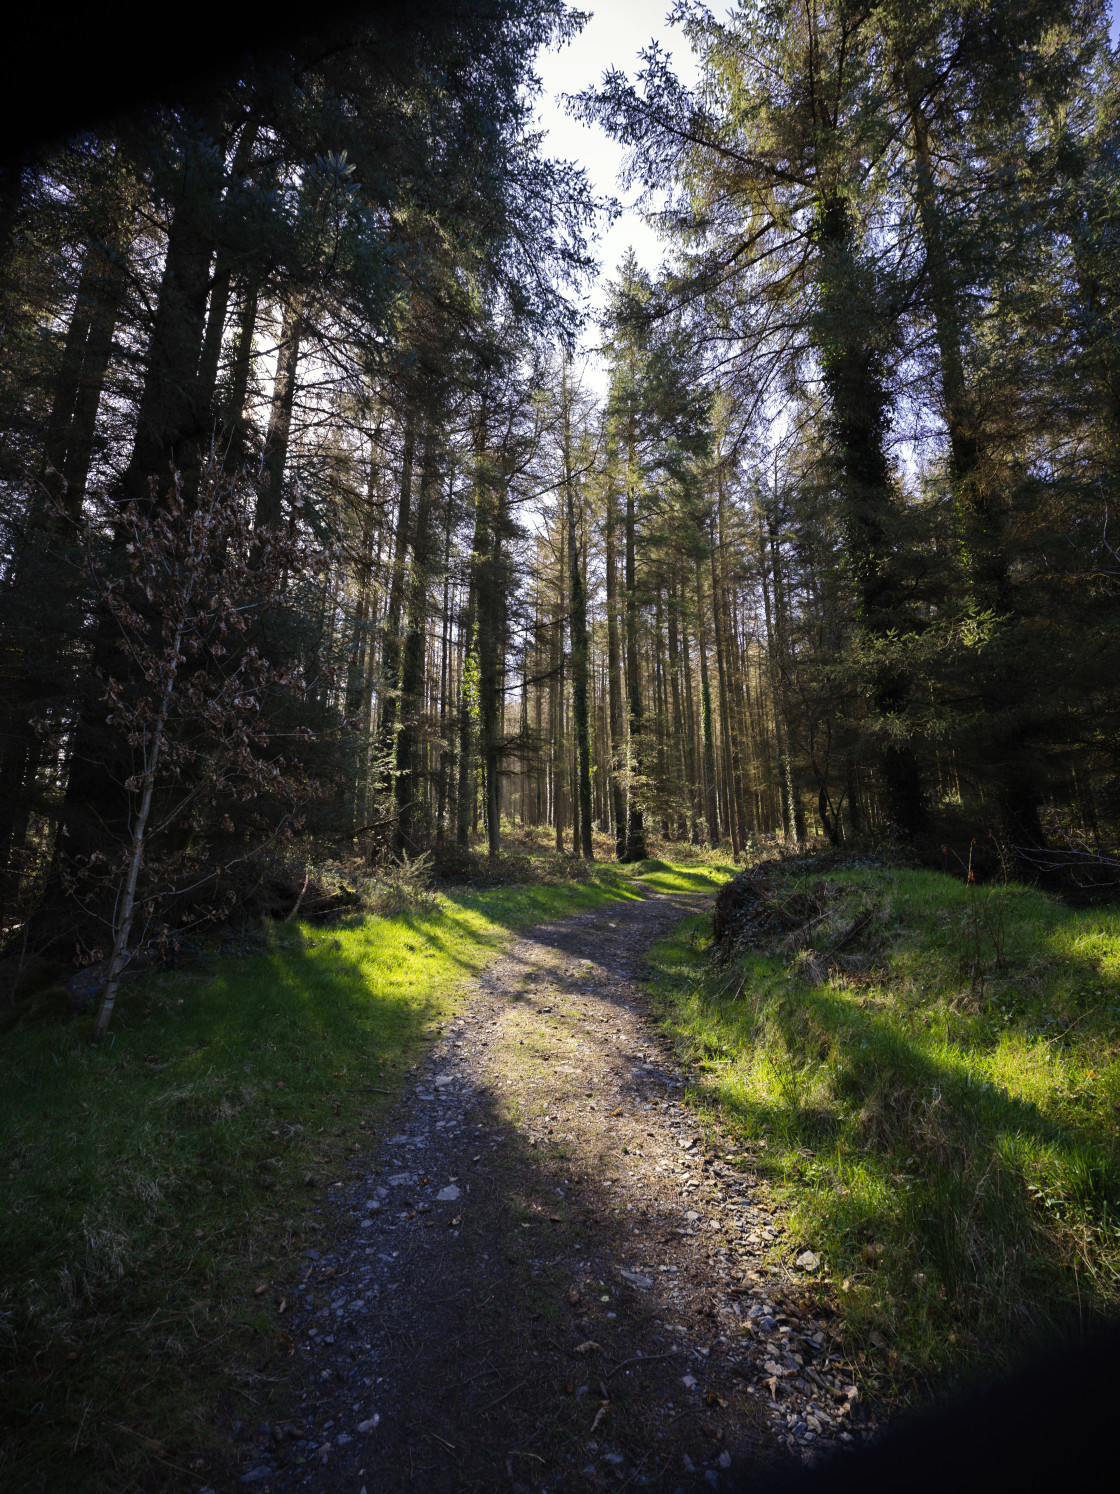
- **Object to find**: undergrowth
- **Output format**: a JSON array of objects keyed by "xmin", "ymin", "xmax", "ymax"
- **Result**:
[
  {"xmin": 0, "ymin": 860, "xmax": 717, "ymax": 1492},
  {"xmin": 645, "ymin": 866, "xmax": 1120, "ymax": 1401}
]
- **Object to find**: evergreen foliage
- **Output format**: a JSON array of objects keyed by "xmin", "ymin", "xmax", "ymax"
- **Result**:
[{"xmin": 2, "ymin": 0, "xmax": 1120, "ymax": 1002}]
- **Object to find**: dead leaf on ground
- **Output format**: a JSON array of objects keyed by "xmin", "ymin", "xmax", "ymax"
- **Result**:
[
  {"xmin": 573, "ymin": 1341, "xmax": 599, "ymax": 1355},
  {"xmin": 590, "ymin": 1401, "xmax": 611, "ymax": 1433}
]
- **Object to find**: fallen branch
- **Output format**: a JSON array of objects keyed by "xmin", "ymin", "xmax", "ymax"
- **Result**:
[
  {"xmin": 284, "ymin": 866, "xmax": 311, "ymax": 923},
  {"xmin": 477, "ymin": 1379, "xmax": 528, "ymax": 1413},
  {"xmin": 828, "ymin": 908, "xmax": 873, "ymax": 956},
  {"xmin": 337, "ymin": 805, "xmax": 412, "ymax": 841},
  {"xmin": 606, "ymin": 1347, "xmax": 682, "ymax": 1379}
]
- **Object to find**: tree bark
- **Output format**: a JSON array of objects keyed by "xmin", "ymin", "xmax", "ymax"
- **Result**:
[
  {"xmin": 477, "ymin": 449, "xmax": 508, "ymax": 860},
  {"xmin": 552, "ymin": 488, "xmax": 566, "ymax": 853},
  {"xmin": 620, "ymin": 411, "xmax": 646, "ymax": 861},
  {"xmin": 903, "ymin": 75, "xmax": 1045, "ymax": 864},
  {"xmin": 31, "ymin": 109, "xmax": 232, "ymax": 942},
  {"xmin": 0, "ymin": 231, "xmax": 127, "ymax": 919},
  {"xmin": 816, "ymin": 192, "xmax": 925, "ymax": 840},
  {"xmin": 376, "ymin": 411, "xmax": 416, "ymax": 821},
  {"xmin": 255, "ymin": 295, "xmax": 303, "ymax": 529},
  {"xmin": 710, "ymin": 506, "xmax": 741, "ymax": 856},
  {"xmin": 694, "ymin": 551, "xmax": 720, "ymax": 848},
  {"xmin": 604, "ymin": 459, "xmax": 627, "ymax": 859},
  {"xmin": 564, "ymin": 365, "xmax": 593, "ymax": 858},
  {"xmin": 395, "ymin": 422, "xmax": 439, "ymax": 855},
  {"xmin": 223, "ymin": 283, "xmax": 259, "ymax": 468}
]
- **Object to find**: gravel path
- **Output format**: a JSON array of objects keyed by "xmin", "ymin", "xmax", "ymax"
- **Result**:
[{"xmin": 227, "ymin": 891, "xmax": 869, "ymax": 1492}]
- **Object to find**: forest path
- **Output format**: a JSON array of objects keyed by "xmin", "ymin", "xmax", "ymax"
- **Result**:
[{"xmin": 241, "ymin": 890, "xmax": 860, "ymax": 1493}]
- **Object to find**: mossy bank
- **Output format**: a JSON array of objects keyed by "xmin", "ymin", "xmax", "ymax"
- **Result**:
[{"xmin": 645, "ymin": 864, "xmax": 1120, "ymax": 1401}]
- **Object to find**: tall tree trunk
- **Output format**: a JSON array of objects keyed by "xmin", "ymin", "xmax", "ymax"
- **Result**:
[
  {"xmin": 0, "ymin": 232, "xmax": 126, "ymax": 919},
  {"xmin": 758, "ymin": 507, "xmax": 793, "ymax": 839},
  {"xmin": 680, "ymin": 604, "xmax": 702, "ymax": 844},
  {"xmin": 564, "ymin": 366, "xmax": 593, "ymax": 859},
  {"xmin": 621, "ymin": 414, "xmax": 646, "ymax": 861},
  {"xmin": 395, "ymin": 422, "xmax": 439, "ymax": 855},
  {"xmin": 41, "ymin": 237, "xmax": 122, "ymax": 509},
  {"xmin": 34, "ymin": 115, "xmax": 227, "ymax": 940},
  {"xmin": 345, "ymin": 448, "xmax": 383, "ymax": 829},
  {"xmin": 255, "ymin": 295, "xmax": 303, "ymax": 529},
  {"xmin": 694, "ymin": 551, "xmax": 720, "ymax": 848},
  {"xmin": 604, "ymin": 462, "xmax": 627, "ymax": 859},
  {"xmin": 435, "ymin": 486, "xmax": 454, "ymax": 838},
  {"xmin": 902, "ymin": 77, "xmax": 1002, "ymax": 602},
  {"xmin": 552, "ymin": 493, "xmax": 566, "ymax": 853},
  {"xmin": 455, "ymin": 572, "xmax": 478, "ymax": 850},
  {"xmin": 195, "ymin": 125, "xmax": 258, "ymax": 426},
  {"xmin": 223, "ymin": 282, "xmax": 259, "ymax": 467},
  {"xmin": 477, "ymin": 456, "xmax": 507, "ymax": 860},
  {"xmin": 376, "ymin": 412, "xmax": 416, "ymax": 823},
  {"xmin": 816, "ymin": 192, "xmax": 925, "ymax": 840},
  {"xmin": 715, "ymin": 479, "xmax": 749, "ymax": 851},
  {"xmin": 666, "ymin": 571, "xmax": 691, "ymax": 839},
  {"xmin": 653, "ymin": 589, "xmax": 670, "ymax": 836},
  {"xmin": 196, "ymin": 259, "xmax": 232, "ymax": 424},
  {"xmin": 456, "ymin": 417, "xmax": 491, "ymax": 851},
  {"xmin": 120, "ymin": 116, "xmax": 225, "ymax": 510},
  {"xmin": 903, "ymin": 76, "xmax": 1045, "ymax": 865},
  {"xmin": 710, "ymin": 509, "xmax": 741, "ymax": 856}
]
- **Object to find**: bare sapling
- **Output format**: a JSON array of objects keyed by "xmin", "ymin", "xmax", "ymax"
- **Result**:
[{"xmin": 66, "ymin": 457, "xmax": 317, "ymax": 1038}]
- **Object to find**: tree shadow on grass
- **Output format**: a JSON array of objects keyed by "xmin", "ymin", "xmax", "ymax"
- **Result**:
[{"xmin": 685, "ymin": 959, "xmax": 1120, "ymax": 1362}]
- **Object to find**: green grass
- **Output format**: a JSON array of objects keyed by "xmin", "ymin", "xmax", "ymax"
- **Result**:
[
  {"xmin": 0, "ymin": 859, "xmax": 716, "ymax": 1492},
  {"xmin": 629, "ymin": 859, "xmax": 734, "ymax": 896},
  {"xmin": 645, "ymin": 866, "xmax": 1120, "ymax": 1398}
]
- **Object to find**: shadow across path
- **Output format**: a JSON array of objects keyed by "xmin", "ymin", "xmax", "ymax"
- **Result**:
[{"xmin": 226, "ymin": 891, "xmax": 866, "ymax": 1492}]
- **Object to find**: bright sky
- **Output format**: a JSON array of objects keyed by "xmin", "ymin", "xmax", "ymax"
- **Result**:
[{"xmin": 533, "ymin": 1, "xmax": 707, "ymax": 388}]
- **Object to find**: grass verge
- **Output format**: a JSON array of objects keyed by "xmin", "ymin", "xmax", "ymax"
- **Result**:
[
  {"xmin": 0, "ymin": 859, "xmax": 717, "ymax": 1492},
  {"xmin": 645, "ymin": 865, "xmax": 1120, "ymax": 1401}
]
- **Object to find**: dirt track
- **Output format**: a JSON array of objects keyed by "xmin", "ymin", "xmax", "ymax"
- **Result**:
[{"xmin": 225, "ymin": 891, "xmax": 868, "ymax": 1492}]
